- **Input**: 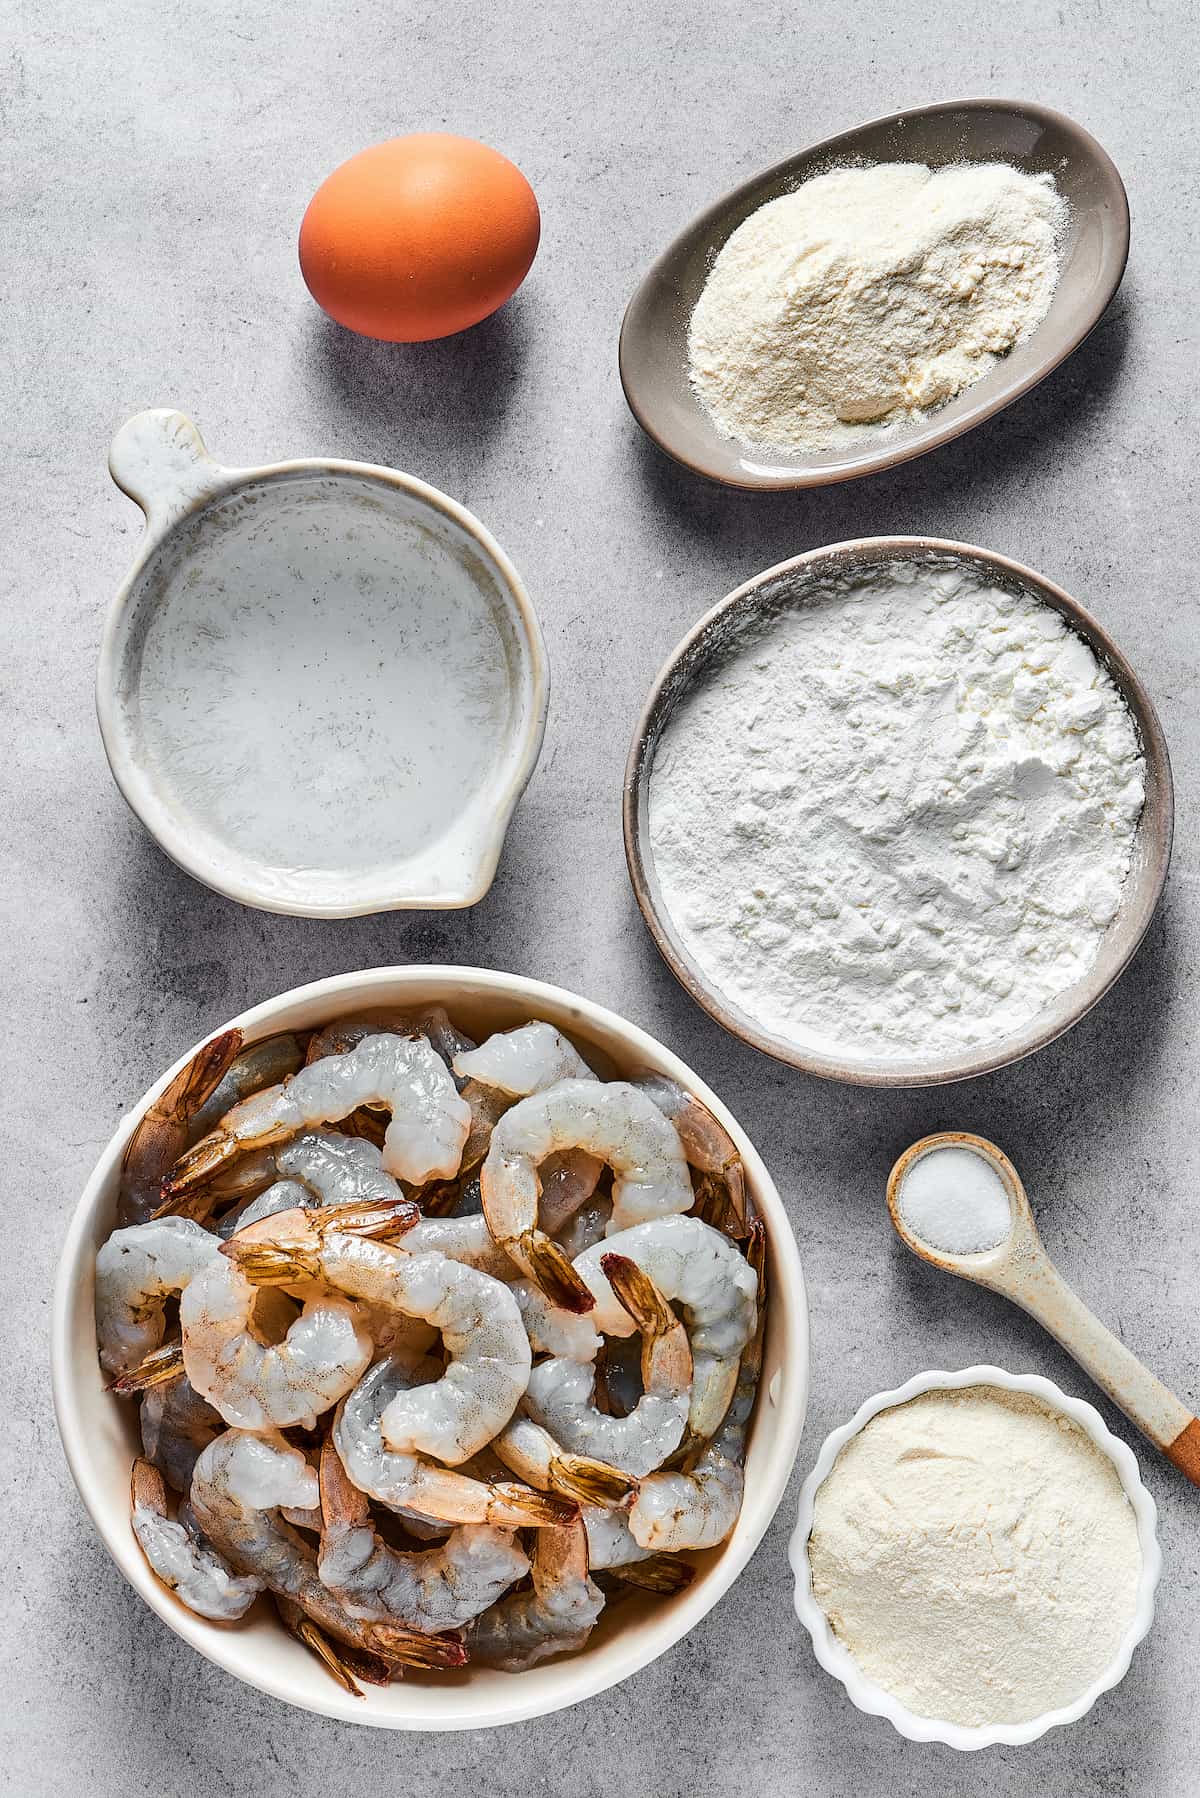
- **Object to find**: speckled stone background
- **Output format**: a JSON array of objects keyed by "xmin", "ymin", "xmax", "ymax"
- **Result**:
[{"xmin": 4, "ymin": 1, "xmax": 1197, "ymax": 1792}]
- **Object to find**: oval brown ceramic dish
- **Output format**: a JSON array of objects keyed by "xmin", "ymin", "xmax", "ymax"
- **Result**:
[
  {"xmin": 623, "ymin": 538, "xmax": 1172, "ymax": 1088},
  {"xmin": 619, "ymin": 99, "xmax": 1130, "ymax": 490}
]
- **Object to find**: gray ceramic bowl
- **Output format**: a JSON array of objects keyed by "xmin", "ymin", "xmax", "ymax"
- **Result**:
[
  {"xmin": 624, "ymin": 538, "xmax": 1172, "ymax": 1087},
  {"xmin": 619, "ymin": 99, "xmax": 1129, "ymax": 490}
]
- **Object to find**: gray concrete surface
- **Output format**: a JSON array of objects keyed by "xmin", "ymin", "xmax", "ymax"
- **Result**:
[{"xmin": 3, "ymin": 1, "xmax": 1197, "ymax": 1792}]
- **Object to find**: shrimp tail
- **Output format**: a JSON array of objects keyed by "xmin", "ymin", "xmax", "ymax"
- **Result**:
[
  {"xmin": 163, "ymin": 1122, "xmax": 291, "ymax": 1201},
  {"xmin": 599, "ymin": 1254, "xmax": 674, "ymax": 1336},
  {"xmin": 609, "ymin": 1554, "xmax": 696, "ymax": 1596},
  {"xmin": 365, "ymin": 1622, "xmax": 469, "ymax": 1671},
  {"xmin": 275, "ymin": 1596, "xmax": 391, "ymax": 1694},
  {"xmin": 547, "ymin": 1452, "xmax": 639, "ymax": 1508},
  {"xmin": 111, "ymin": 1339, "xmax": 186, "ymax": 1396},
  {"xmin": 494, "ymin": 1483, "xmax": 580, "ymax": 1527},
  {"xmin": 520, "ymin": 1232, "xmax": 596, "ymax": 1315},
  {"xmin": 222, "ymin": 1241, "xmax": 321, "ymax": 1286}
]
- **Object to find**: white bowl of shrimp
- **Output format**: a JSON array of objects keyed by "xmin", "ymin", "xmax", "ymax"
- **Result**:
[{"xmin": 52, "ymin": 965, "xmax": 809, "ymax": 1729}]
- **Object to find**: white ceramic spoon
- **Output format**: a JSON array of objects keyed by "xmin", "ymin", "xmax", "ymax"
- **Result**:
[{"xmin": 888, "ymin": 1130, "xmax": 1200, "ymax": 1487}]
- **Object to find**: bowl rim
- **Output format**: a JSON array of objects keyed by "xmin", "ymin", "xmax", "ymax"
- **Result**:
[
  {"xmin": 51, "ymin": 963, "xmax": 809, "ymax": 1729},
  {"xmin": 788, "ymin": 1364, "xmax": 1162, "ymax": 1750},
  {"xmin": 623, "ymin": 534, "xmax": 1173, "ymax": 1088},
  {"xmin": 618, "ymin": 95, "xmax": 1130, "ymax": 491},
  {"xmin": 96, "ymin": 446, "xmax": 550, "ymax": 918}
]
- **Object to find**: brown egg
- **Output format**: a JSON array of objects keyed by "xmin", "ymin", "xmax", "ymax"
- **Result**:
[{"xmin": 299, "ymin": 133, "xmax": 540, "ymax": 343}]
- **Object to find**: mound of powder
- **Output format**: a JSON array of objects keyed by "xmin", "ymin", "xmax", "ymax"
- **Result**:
[
  {"xmin": 808, "ymin": 1385, "xmax": 1142, "ymax": 1726},
  {"xmin": 688, "ymin": 161, "xmax": 1065, "ymax": 453},
  {"xmin": 647, "ymin": 560, "xmax": 1145, "ymax": 1060}
]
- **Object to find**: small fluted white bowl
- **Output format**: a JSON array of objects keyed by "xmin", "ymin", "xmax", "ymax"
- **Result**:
[
  {"xmin": 789, "ymin": 1365, "xmax": 1160, "ymax": 1750},
  {"xmin": 52, "ymin": 964, "xmax": 809, "ymax": 1728}
]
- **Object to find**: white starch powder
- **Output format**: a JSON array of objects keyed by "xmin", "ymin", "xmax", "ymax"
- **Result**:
[
  {"xmin": 688, "ymin": 162, "xmax": 1065, "ymax": 454},
  {"xmin": 648, "ymin": 561, "xmax": 1145, "ymax": 1061},
  {"xmin": 897, "ymin": 1146, "xmax": 1012, "ymax": 1254},
  {"xmin": 809, "ymin": 1385, "xmax": 1142, "ymax": 1726}
]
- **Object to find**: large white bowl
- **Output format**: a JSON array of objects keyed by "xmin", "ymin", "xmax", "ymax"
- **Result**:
[
  {"xmin": 789, "ymin": 1366, "xmax": 1160, "ymax": 1750},
  {"xmin": 52, "ymin": 965, "xmax": 809, "ymax": 1729}
]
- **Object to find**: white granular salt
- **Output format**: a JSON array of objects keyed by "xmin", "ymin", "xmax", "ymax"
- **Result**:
[
  {"xmin": 688, "ymin": 161, "xmax": 1065, "ymax": 454},
  {"xmin": 647, "ymin": 561, "xmax": 1145, "ymax": 1061},
  {"xmin": 897, "ymin": 1147, "xmax": 1012, "ymax": 1255},
  {"xmin": 808, "ymin": 1385, "xmax": 1142, "ymax": 1727}
]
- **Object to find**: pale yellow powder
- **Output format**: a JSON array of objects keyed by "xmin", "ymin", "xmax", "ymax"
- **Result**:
[
  {"xmin": 809, "ymin": 1385, "xmax": 1141, "ymax": 1726},
  {"xmin": 688, "ymin": 162, "xmax": 1065, "ymax": 453}
]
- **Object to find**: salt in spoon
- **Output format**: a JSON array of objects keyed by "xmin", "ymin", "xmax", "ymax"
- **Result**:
[{"xmin": 887, "ymin": 1130, "xmax": 1200, "ymax": 1487}]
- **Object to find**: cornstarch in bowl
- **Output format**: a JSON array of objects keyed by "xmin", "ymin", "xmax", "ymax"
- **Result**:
[
  {"xmin": 644, "ymin": 549, "xmax": 1148, "ymax": 1074},
  {"xmin": 805, "ymin": 1384, "xmax": 1143, "ymax": 1729}
]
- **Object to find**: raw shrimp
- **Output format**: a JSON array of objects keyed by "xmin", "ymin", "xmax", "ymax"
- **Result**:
[
  {"xmin": 333, "ymin": 1354, "xmax": 577, "ymax": 1529},
  {"xmin": 226, "ymin": 1229, "xmax": 532, "ymax": 1462},
  {"xmin": 633, "ymin": 1073, "xmax": 747, "ymax": 1235},
  {"xmin": 96, "ymin": 1216, "xmax": 221, "ymax": 1377},
  {"xmin": 131, "ymin": 1457, "xmax": 263, "ymax": 1621},
  {"xmin": 189, "ymin": 1033, "xmax": 308, "ymax": 1141},
  {"xmin": 574, "ymin": 1215, "xmax": 757, "ymax": 1440},
  {"xmin": 481, "ymin": 1080, "xmax": 693, "ymax": 1309},
  {"xmin": 523, "ymin": 1255, "xmax": 692, "ymax": 1478},
  {"xmin": 453, "ymin": 1023, "xmax": 605, "ymax": 1231},
  {"xmin": 140, "ymin": 1372, "xmax": 225, "ymax": 1492},
  {"xmin": 190, "ymin": 1430, "xmax": 466, "ymax": 1669},
  {"xmin": 453, "ymin": 1021, "xmax": 597, "ymax": 1095},
  {"xmin": 164, "ymin": 1034, "xmax": 471, "ymax": 1200},
  {"xmin": 627, "ymin": 1224, "xmax": 765, "ymax": 1552},
  {"xmin": 492, "ymin": 1415, "xmax": 636, "ymax": 1507},
  {"xmin": 467, "ymin": 1516, "xmax": 604, "ymax": 1671},
  {"xmin": 118, "ymin": 1030, "xmax": 243, "ymax": 1225},
  {"xmin": 582, "ymin": 1506, "xmax": 695, "ymax": 1595},
  {"xmin": 180, "ymin": 1224, "xmax": 375, "ymax": 1431},
  {"xmin": 317, "ymin": 1437, "xmax": 529, "ymax": 1632}
]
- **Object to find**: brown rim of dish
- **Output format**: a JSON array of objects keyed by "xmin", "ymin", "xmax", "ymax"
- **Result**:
[
  {"xmin": 623, "ymin": 537, "xmax": 1173, "ymax": 1088},
  {"xmin": 618, "ymin": 97, "xmax": 1130, "ymax": 491}
]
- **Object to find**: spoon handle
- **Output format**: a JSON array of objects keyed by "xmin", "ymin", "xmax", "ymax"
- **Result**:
[{"xmin": 1005, "ymin": 1255, "xmax": 1200, "ymax": 1486}]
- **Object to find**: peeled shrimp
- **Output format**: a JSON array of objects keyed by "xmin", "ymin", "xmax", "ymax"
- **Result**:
[
  {"xmin": 627, "ymin": 1224, "xmax": 765, "ymax": 1552},
  {"xmin": 180, "ymin": 1254, "xmax": 373, "ymax": 1432},
  {"xmin": 467, "ymin": 1516, "xmax": 604, "ymax": 1671},
  {"xmin": 574, "ymin": 1214, "xmax": 757, "ymax": 1440},
  {"xmin": 227, "ymin": 1229, "xmax": 531, "ymax": 1462},
  {"xmin": 164, "ymin": 1034, "xmax": 471, "ymax": 1200},
  {"xmin": 523, "ymin": 1255, "xmax": 692, "ymax": 1478},
  {"xmin": 131, "ymin": 1456, "xmax": 262, "ymax": 1621},
  {"xmin": 190, "ymin": 1430, "xmax": 466, "ymax": 1669},
  {"xmin": 333, "ymin": 1354, "xmax": 577, "ymax": 1529},
  {"xmin": 453, "ymin": 1022, "xmax": 605, "ymax": 1234},
  {"xmin": 453, "ymin": 1021, "xmax": 597, "ymax": 1096},
  {"xmin": 492, "ymin": 1415, "xmax": 636, "ymax": 1507},
  {"xmin": 140, "ymin": 1373, "xmax": 224, "ymax": 1493},
  {"xmin": 317, "ymin": 1437, "xmax": 529, "ymax": 1632},
  {"xmin": 482, "ymin": 1080, "xmax": 693, "ymax": 1310},
  {"xmin": 96, "ymin": 1216, "xmax": 221, "ymax": 1377},
  {"xmin": 118, "ymin": 1030, "xmax": 243, "ymax": 1226}
]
